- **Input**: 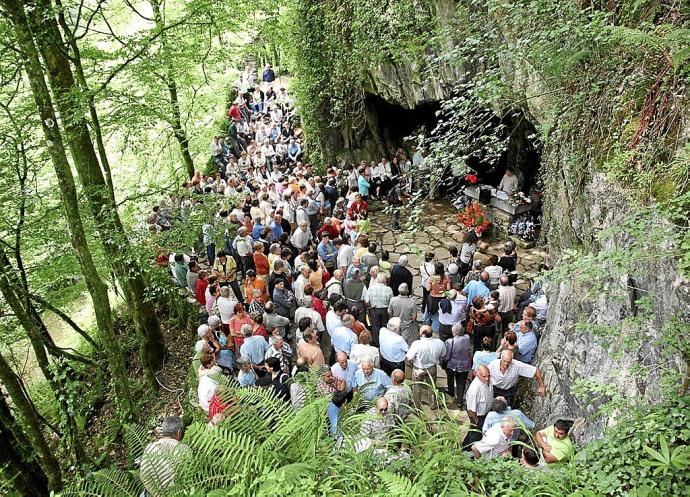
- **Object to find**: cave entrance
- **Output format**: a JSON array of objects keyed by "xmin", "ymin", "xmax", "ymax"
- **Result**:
[
  {"xmin": 465, "ymin": 109, "xmax": 543, "ymax": 197},
  {"xmin": 352, "ymin": 93, "xmax": 440, "ymax": 161},
  {"xmin": 357, "ymin": 94, "xmax": 542, "ymax": 197}
]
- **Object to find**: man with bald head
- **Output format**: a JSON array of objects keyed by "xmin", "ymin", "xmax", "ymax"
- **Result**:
[
  {"xmin": 463, "ymin": 364, "xmax": 493, "ymax": 448},
  {"xmin": 462, "ymin": 271, "xmax": 491, "ymax": 309},
  {"xmin": 325, "ymin": 269, "xmax": 344, "ymax": 298},
  {"xmin": 389, "ymin": 254, "xmax": 413, "ymax": 296},
  {"xmin": 357, "ymin": 397, "xmax": 395, "ymax": 452},
  {"xmin": 388, "ymin": 283, "xmax": 418, "ymax": 343},
  {"xmin": 353, "ymin": 360, "xmax": 391, "ymax": 401},
  {"xmin": 384, "ymin": 369, "xmax": 413, "ymax": 420},
  {"xmin": 331, "ymin": 352, "xmax": 357, "ymax": 396},
  {"xmin": 472, "ymin": 241, "xmax": 492, "ymax": 267},
  {"xmin": 497, "ymin": 274, "xmax": 517, "ymax": 333},
  {"xmin": 488, "ymin": 350, "xmax": 546, "ymax": 406}
]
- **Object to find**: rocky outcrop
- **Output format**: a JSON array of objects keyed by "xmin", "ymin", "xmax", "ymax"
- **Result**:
[{"xmin": 531, "ymin": 174, "xmax": 689, "ymax": 443}]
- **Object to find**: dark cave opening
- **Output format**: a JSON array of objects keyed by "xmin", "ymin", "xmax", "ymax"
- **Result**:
[{"xmin": 359, "ymin": 94, "xmax": 543, "ymax": 197}]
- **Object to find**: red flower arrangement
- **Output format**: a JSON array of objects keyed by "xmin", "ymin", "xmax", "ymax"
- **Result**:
[
  {"xmin": 456, "ymin": 203, "xmax": 491, "ymax": 235},
  {"xmin": 464, "ymin": 173, "xmax": 478, "ymax": 184}
]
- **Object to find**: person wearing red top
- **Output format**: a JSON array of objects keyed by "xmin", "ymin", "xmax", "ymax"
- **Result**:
[
  {"xmin": 252, "ymin": 242, "xmax": 270, "ymax": 279},
  {"xmin": 227, "ymin": 104, "xmax": 241, "ymax": 121},
  {"xmin": 347, "ymin": 198, "xmax": 368, "ymax": 220},
  {"xmin": 251, "ymin": 313, "xmax": 269, "ymax": 340},
  {"xmin": 316, "ymin": 219, "xmax": 339, "ymax": 240},
  {"xmin": 208, "ymin": 386, "xmax": 229, "ymax": 419},
  {"xmin": 195, "ymin": 271, "xmax": 209, "ymax": 305},
  {"xmin": 228, "ymin": 304, "xmax": 252, "ymax": 348},
  {"xmin": 304, "ymin": 285, "xmax": 327, "ymax": 322}
]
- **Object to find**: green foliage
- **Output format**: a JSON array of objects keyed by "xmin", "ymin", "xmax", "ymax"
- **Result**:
[
  {"xmin": 275, "ymin": 0, "xmax": 436, "ymax": 163},
  {"xmin": 62, "ymin": 383, "xmax": 690, "ymax": 496}
]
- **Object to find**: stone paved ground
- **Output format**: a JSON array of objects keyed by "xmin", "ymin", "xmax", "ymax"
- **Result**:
[{"xmin": 366, "ymin": 199, "xmax": 549, "ymax": 305}]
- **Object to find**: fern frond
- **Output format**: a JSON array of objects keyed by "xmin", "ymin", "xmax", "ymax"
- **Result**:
[
  {"xmin": 376, "ymin": 470, "xmax": 425, "ymax": 497},
  {"xmin": 61, "ymin": 468, "xmax": 141, "ymax": 497}
]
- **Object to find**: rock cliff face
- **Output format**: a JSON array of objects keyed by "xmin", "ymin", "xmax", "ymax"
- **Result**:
[{"xmin": 352, "ymin": 1, "xmax": 689, "ymax": 443}]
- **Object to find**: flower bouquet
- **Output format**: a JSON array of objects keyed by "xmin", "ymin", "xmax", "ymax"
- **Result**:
[
  {"xmin": 464, "ymin": 172, "xmax": 478, "ymax": 185},
  {"xmin": 507, "ymin": 191, "xmax": 531, "ymax": 207},
  {"xmin": 456, "ymin": 203, "xmax": 491, "ymax": 236}
]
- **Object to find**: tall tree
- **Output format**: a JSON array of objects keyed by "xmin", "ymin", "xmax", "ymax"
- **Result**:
[
  {"xmin": 150, "ymin": 0, "xmax": 195, "ymax": 179},
  {"xmin": 21, "ymin": 0, "xmax": 167, "ymax": 389},
  {"xmin": 0, "ymin": 393, "xmax": 50, "ymax": 497},
  {"xmin": 0, "ymin": 351, "xmax": 62, "ymax": 491},
  {"xmin": 0, "ymin": 0, "xmax": 136, "ymax": 418}
]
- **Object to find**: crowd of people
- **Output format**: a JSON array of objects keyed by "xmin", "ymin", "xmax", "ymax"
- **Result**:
[{"xmin": 141, "ymin": 64, "xmax": 573, "ymax": 495}]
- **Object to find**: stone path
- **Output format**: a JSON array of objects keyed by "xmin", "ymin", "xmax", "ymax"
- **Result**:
[{"xmin": 366, "ymin": 199, "xmax": 549, "ymax": 304}]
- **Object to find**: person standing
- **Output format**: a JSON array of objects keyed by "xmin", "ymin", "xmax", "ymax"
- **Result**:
[
  {"xmin": 365, "ymin": 273, "xmax": 393, "ymax": 346},
  {"xmin": 140, "ymin": 417, "xmax": 190, "ymax": 497},
  {"xmin": 405, "ymin": 325, "xmax": 445, "ymax": 410},
  {"xmin": 443, "ymin": 324, "xmax": 472, "ymax": 407},
  {"xmin": 463, "ymin": 365, "xmax": 492, "ymax": 448},
  {"xmin": 487, "ymin": 350, "xmax": 546, "ymax": 406},
  {"xmin": 387, "ymin": 283, "xmax": 418, "ymax": 343},
  {"xmin": 389, "ymin": 255, "xmax": 413, "ymax": 297}
]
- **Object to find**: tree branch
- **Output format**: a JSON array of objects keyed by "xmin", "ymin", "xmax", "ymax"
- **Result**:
[{"xmin": 28, "ymin": 294, "xmax": 101, "ymax": 354}]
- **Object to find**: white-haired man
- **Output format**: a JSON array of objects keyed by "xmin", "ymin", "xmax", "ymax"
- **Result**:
[
  {"xmin": 365, "ymin": 272, "xmax": 392, "ymax": 346},
  {"xmin": 388, "ymin": 282, "xmax": 417, "ymax": 343},
  {"xmin": 378, "ymin": 317, "xmax": 409, "ymax": 376}
]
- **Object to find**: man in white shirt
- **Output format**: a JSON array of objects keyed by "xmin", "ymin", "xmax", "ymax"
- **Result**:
[
  {"xmin": 290, "ymin": 221, "xmax": 312, "ymax": 252},
  {"xmin": 472, "ymin": 419, "xmax": 516, "ymax": 460},
  {"xmin": 215, "ymin": 287, "xmax": 238, "ymax": 325},
  {"xmin": 232, "ymin": 227, "xmax": 253, "ymax": 277},
  {"xmin": 335, "ymin": 238, "xmax": 354, "ymax": 272},
  {"xmin": 140, "ymin": 416, "xmax": 190, "ymax": 497},
  {"xmin": 294, "ymin": 297, "xmax": 325, "ymax": 341},
  {"xmin": 488, "ymin": 350, "xmax": 546, "ymax": 407},
  {"xmin": 497, "ymin": 275, "xmax": 517, "ymax": 331},
  {"xmin": 463, "ymin": 364, "xmax": 493, "ymax": 448},
  {"xmin": 405, "ymin": 325, "xmax": 445, "ymax": 409},
  {"xmin": 293, "ymin": 266, "xmax": 311, "ymax": 306},
  {"xmin": 497, "ymin": 167, "xmax": 519, "ymax": 195}
]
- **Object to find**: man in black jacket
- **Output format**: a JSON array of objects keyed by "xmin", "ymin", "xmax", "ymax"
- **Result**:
[{"xmin": 389, "ymin": 255, "xmax": 413, "ymax": 297}]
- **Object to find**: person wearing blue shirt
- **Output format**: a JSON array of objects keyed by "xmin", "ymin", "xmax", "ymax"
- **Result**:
[
  {"xmin": 237, "ymin": 356, "xmax": 257, "ymax": 387},
  {"xmin": 331, "ymin": 352, "xmax": 358, "ymax": 392},
  {"xmin": 252, "ymin": 218, "xmax": 264, "ymax": 241},
  {"xmin": 270, "ymin": 214, "xmax": 284, "ymax": 242},
  {"xmin": 317, "ymin": 233, "xmax": 338, "ymax": 271},
  {"xmin": 327, "ymin": 390, "xmax": 349, "ymax": 438},
  {"xmin": 483, "ymin": 397, "xmax": 535, "ymax": 441},
  {"xmin": 331, "ymin": 315, "xmax": 359, "ymax": 356},
  {"xmin": 239, "ymin": 331, "xmax": 268, "ymax": 366},
  {"xmin": 515, "ymin": 321, "xmax": 538, "ymax": 363},
  {"xmin": 354, "ymin": 361, "xmax": 392, "ymax": 401},
  {"xmin": 357, "ymin": 172, "xmax": 370, "ymax": 198},
  {"xmin": 463, "ymin": 272, "xmax": 491, "ymax": 309}
]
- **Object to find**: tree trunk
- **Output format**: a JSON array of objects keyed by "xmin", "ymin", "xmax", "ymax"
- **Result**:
[
  {"xmin": 54, "ymin": 0, "xmax": 116, "ymax": 204},
  {"xmin": 26, "ymin": 0, "xmax": 166, "ymax": 389},
  {"xmin": 0, "ymin": 353, "xmax": 62, "ymax": 491},
  {"xmin": 0, "ymin": 250, "xmax": 90, "ymax": 465},
  {"xmin": 0, "ymin": 394, "xmax": 50, "ymax": 497},
  {"xmin": 150, "ymin": 0, "xmax": 196, "ymax": 179},
  {"xmin": 1, "ymin": 0, "xmax": 136, "ymax": 419}
]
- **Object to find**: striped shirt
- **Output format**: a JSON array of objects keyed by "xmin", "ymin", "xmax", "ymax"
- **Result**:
[{"xmin": 366, "ymin": 284, "xmax": 393, "ymax": 309}]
